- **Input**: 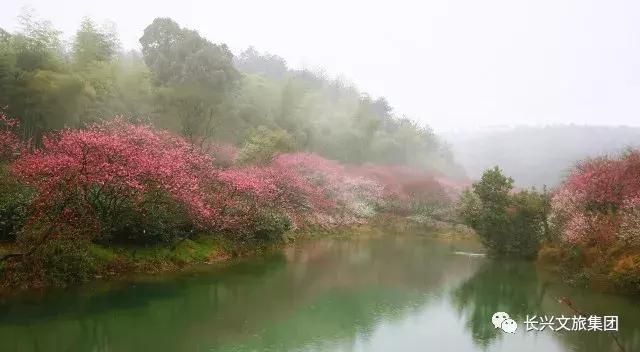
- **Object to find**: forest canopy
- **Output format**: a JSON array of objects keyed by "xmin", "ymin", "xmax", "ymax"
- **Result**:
[{"xmin": 0, "ymin": 12, "xmax": 465, "ymax": 178}]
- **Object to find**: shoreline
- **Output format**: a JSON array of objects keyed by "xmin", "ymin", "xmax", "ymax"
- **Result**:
[{"xmin": 0, "ymin": 222, "xmax": 412, "ymax": 298}]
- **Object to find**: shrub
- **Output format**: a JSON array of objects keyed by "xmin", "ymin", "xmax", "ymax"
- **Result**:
[
  {"xmin": 225, "ymin": 209, "xmax": 292, "ymax": 247},
  {"xmin": 551, "ymin": 150, "xmax": 640, "ymax": 245},
  {"xmin": 214, "ymin": 159, "xmax": 333, "ymax": 232},
  {"xmin": 458, "ymin": 167, "xmax": 548, "ymax": 258},
  {"xmin": 12, "ymin": 118, "xmax": 218, "ymax": 247},
  {"xmin": 237, "ymin": 126, "xmax": 296, "ymax": 165},
  {"xmin": 94, "ymin": 189, "xmax": 195, "ymax": 245},
  {"xmin": 350, "ymin": 164, "xmax": 454, "ymax": 216},
  {"xmin": 0, "ymin": 166, "xmax": 33, "ymax": 242},
  {"xmin": 610, "ymin": 254, "xmax": 640, "ymax": 292},
  {"xmin": 0, "ymin": 113, "xmax": 21, "ymax": 163},
  {"xmin": 3, "ymin": 227, "xmax": 96, "ymax": 287}
]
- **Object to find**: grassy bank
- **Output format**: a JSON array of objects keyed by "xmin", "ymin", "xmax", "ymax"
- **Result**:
[
  {"xmin": 0, "ymin": 223, "xmax": 403, "ymax": 293},
  {"xmin": 538, "ymin": 242, "xmax": 640, "ymax": 294},
  {"xmin": 1, "ymin": 236, "xmax": 227, "ymax": 291}
]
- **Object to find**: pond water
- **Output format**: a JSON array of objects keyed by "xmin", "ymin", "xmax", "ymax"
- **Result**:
[{"xmin": 0, "ymin": 233, "xmax": 639, "ymax": 352}]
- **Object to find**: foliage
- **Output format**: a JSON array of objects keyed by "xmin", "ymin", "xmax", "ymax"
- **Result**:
[
  {"xmin": 3, "ymin": 223, "xmax": 96, "ymax": 287},
  {"xmin": 547, "ymin": 149, "xmax": 640, "ymax": 293},
  {"xmin": 351, "ymin": 165, "xmax": 451, "ymax": 218},
  {"xmin": 552, "ymin": 150, "xmax": 640, "ymax": 245},
  {"xmin": 140, "ymin": 17, "xmax": 240, "ymax": 139},
  {"xmin": 237, "ymin": 126, "xmax": 296, "ymax": 165},
  {"xmin": 73, "ymin": 17, "xmax": 119, "ymax": 67},
  {"xmin": 12, "ymin": 118, "xmax": 217, "ymax": 244},
  {"xmin": 0, "ymin": 12, "xmax": 468, "ymax": 288},
  {"xmin": 1, "ymin": 12, "xmax": 464, "ymax": 179},
  {"xmin": 0, "ymin": 11, "xmax": 81, "ymax": 140},
  {"xmin": 458, "ymin": 167, "xmax": 548, "ymax": 258},
  {"xmin": 507, "ymin": 190, "xmax": 550, "ymax": 256},
  {"xmin": 235, "ymin": 46, "xmax": 287, "ymax": 80},
  {"xmin": 0, "ymin": 166, "xmax": 32, "ymax": 242},
  {"xmin": 0, "ymin": 113, "xmax": 21, "ymax": 162},
  {"xmin": 221, "ymin": 209, "xmax": 292, "ymax": 249}
]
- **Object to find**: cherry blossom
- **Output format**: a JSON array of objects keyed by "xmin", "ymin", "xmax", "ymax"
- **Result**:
[{"xmin": 552, "ymin": 150, "xmax": 640, "ymax": 244}]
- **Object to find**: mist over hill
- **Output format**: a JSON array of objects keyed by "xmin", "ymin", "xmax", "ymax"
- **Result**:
[{"xmin": 445, "ymin": 125, "xmax": 640, "ymax": 188}]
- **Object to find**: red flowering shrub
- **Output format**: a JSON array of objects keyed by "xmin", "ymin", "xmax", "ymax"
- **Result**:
[
  {"xmin": 350, "ymin": 164, "xmax": 451, "ymax": 216},
  {"xmin": 6, "ymin": 118, "xmax": 457, "ymax": 250},
  {"xmin": 214, "ymin": 159, "xmax": 335, "ymax": 233},
  {"xmin": 552, "ymin": 150, "xmax": 640, "ymax": 245},
  {"xmin": 272, "ymin": 153, "xmax": 388, "ymax": 226},
  {"xmin": 13, "ymin": 118, "xmax": 218, "ymax": 243},
  {"xmin": 210, "ymin": 153, "xmax": 388, "ymax": 239},
  {"xmin": 0, "ymin": 113, "xmax": 21, "ymax": 163}
]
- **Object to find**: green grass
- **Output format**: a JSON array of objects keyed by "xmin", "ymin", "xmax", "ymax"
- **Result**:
[{"xmin": 87, "ymin": 236, "xmax": 223, "ymax": 274}]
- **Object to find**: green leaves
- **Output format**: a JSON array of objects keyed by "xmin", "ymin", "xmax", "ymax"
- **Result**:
[
  {"xmin": 459, "ymin": 167, "xmax": 548, "ymax": 258},
  {"xmin": 238, "ymin": 126, "xmax": 297, "ymax": 165},
  {"xmin": 73, "ymin": 18, "xmax": 119, "ymax": 67}
]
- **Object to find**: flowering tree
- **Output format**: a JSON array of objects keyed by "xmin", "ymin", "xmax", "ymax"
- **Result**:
[
  {"xmin": 214, "ymin": 161, "xmax": 334, "ymax": 232},
  {"xmin": 4, "ymin": 117, "xmax": 459, "ymax": 253},
  {"xmin": 211, "ymin": 153, "xmax": 385, "ymax": 236},
  {"xmin": 272, "ymin": 153, "xmax": 387, "ymax": 225},
  {"xmin": 552, "ymin": 151, "xmax": 640, "ymax": 245},
  {"xmin": 13, "ymin": 118, "xmax": 219, "ymax": 244},
  {"xmin": 350, "ymin": 164, "xmax": 451, "ymax": 215}
]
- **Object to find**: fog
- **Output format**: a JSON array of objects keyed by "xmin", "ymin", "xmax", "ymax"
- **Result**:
[
  {"xmin": 2, "ymin": 0, "xmax": 640, "ymax": 132},
  {"xmin": 3, "ymin": 3, "xmax": 640, "ymax": 345},
  {"xmin": 2, "ymin": 1, "xmax": 640, "ymax": 187}
]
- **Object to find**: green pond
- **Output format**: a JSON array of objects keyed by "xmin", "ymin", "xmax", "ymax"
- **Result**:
[{"xmin": 0, "ymin": 233, "xmax": 639, "ymax": 352}]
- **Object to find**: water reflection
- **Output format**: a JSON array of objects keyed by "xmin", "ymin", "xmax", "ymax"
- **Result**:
[
  {"xmin": 452, "ymin": 260, "xmax": 548, "ymax": 346},
  {"xmin": 452, "ymin": 259, "xmax": 640, "ymax": 352},
  {"xmin": 0, "ymin": 234, "xmax": 638, "ymax": 352}
]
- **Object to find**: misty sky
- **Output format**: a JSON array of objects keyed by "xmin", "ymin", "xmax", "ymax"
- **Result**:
[{"xmin": 2, "ymin": 0, "xmax": 639, "ymax": 132}]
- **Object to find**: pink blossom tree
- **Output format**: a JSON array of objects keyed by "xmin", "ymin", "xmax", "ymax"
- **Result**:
[
  {"xmin": 13, "ymin": 118, "xmax": 219, "ymax": 244},
  {"xmin": 552, "ymin": 151, "xmax": 640, "ymax": 245}
]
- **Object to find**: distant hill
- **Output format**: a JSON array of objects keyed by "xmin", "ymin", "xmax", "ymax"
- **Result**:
[{"xmin": 444, "ymin": 125, "xmax": 640, "ymax": 188}]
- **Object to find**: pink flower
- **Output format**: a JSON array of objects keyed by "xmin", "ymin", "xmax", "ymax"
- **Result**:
[{"xmin": 552, "ymin": 150, "xmax": 640, "ymax": 244}]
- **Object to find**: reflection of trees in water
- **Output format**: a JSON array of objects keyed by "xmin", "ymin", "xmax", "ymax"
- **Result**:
[
  {"xmin": 0, "ymin": 236, "xmax": 476, "ymax": 352},
  {"xmin": 6, "ymin": 237, "xmax": 640, "ymax": 352},
  {"xmin": 451, "ymin": 260, "xmax": 547, "ymax": 347},
  {"xmin": 539, "ymin": 282, "xmax": 640, "ymax": 352},
  {"xmin": 452, "ymin": 260, "xmax": 640, "ymax": 352}
]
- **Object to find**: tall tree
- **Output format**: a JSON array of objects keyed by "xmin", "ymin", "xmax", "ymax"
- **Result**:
[
  {"xmin": 140, "ymin": 18, "xmax": 240, "ymax": 140},
  {"xmin": 72, "ymin": 18, "xmax": 119, "ymax": 67}
]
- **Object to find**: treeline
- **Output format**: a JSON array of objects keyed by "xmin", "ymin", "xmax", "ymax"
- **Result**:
[
  {"xmin": 0, "ymin": 115, "xmax": 454, "ymax": 287},
  {"xmin": 0, "ymin": 12, "xmax": 464, "ymax": 178},
  {"xmin": 0, "ymin": 12, "xmax": 464, "ymax": 288},
  {"xmin": 458, "ymin": 149, "xmax": 640, "ymax": 293}
]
